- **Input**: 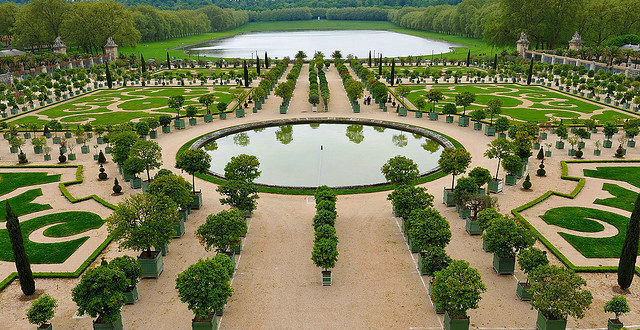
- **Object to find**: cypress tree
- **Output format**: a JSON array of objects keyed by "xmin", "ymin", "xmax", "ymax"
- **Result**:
[
  {"xmin": 141, "ymin": 54, "xmax": 146, "ymax": 73},
  {"xmin": 166, "ymin": 52, "xmax": 171, "ymax": 70},
  {"xmin": 527, "ymin": 56, "xmax": 534, "ymax": 85},
  {"xmin": 618, "ymin": 193, "xmax": 640, "ymax": 290},
  {"xmin": 256, "ymin": 56, "xmax": 261, "ymax": 76},
  {"xmin": 493, "ymin": 54, "xmax": 498, "ymax": 71},
  {"xmin": 466, "ymin": 49, "xmax": 471, "ymax": 67},
  {"xmin": 378, "ymin": 54, "xmax": 382, "ymax": 76},
  {"xmin": 6, "ymin": 202, "xmax": 35, "ymax": 295},
  {"xmin": 265, "ymin": 52, "xmax": 269, "ymax": 68},
  {"xmin": 390, "ymin": 59, "xmax": 395, "ymax": 86},
  {"xmin": 369, "ymin": 50, "xmax": 372, "ymax": 67},
  {"xmin": 243, "ymin": 60, "xmax": 249, "ymax": 87},
  {"xmin": 105, "ymin": 62, "xmax": 112, "ymax": 89}
]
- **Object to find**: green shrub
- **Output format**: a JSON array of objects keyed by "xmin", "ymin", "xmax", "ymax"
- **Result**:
[
  {"xmin": 432, "ymin": 260, "xmax": 486, "ymax": 319},
  {"xmin": 26, "ymin": 294, "xmax": 57, "ymax": 327},
  {"xmin": 406, "ymin": 208, "xmax": 451, "ymax": 250},
  {"xmin": 196, "ymin": 208, "xmax": 247, "ymax": 254},
  {"xmin": 529, "ymin": 265, "xmax": 593, "ymax": 321},
  {"xmin": 72, "ymin": 265, "xmax": 128, "ymax": 324},
  {"xmin": 604, "ymin": 295, "xmax": 630, "ymax": 320},
  {"xmin": 419, "ymin": 246, "xmax": 452, "ymax": 277}
]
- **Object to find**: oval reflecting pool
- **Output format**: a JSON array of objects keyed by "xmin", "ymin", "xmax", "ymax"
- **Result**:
[
  {"xmin": 201, "ymin": 123, "xmax": 445, "ymax": 188},
  {"xmin": 186, "ymin": 30, "xmax": 457, "ymax": 58}
]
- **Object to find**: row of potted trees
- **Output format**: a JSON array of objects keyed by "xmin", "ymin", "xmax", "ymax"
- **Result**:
[
  {"xmin": 311, "ymin": 186, "xmax": 339, "ymax": 286},
  {"xmin": 275, "ymin": 59, "xmax": 302, "ymax": 114}
]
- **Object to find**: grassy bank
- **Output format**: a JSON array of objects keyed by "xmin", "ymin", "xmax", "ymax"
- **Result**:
[{"xmin": 119, "ymin": 20, "xmax": 508, "ymax": 61}]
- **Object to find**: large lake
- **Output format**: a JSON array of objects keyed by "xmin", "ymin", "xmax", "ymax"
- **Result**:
[
  {"xmin": 201, "ymin": 123, "xmax": 444, "ymax": 188},
  {"xmin": 186, "ymin": 30, "xmax": 457, "ymax": 58}
]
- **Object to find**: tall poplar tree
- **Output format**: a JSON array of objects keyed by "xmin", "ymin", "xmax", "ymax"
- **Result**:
[
  {"xmin": 390, "ymin": 59, "xmax": 395, "ymax": 86},
  {"xmin": 243, "ymin": 60, "xmax": 249, "ymax": 87},
  {"xmin": 618, "ymin": 194, "xmax": 640, "ymax": 290},
  {"xmin": 166, "ymin": 52, "xmax": 171, "ymax": 70},
  {"xmin": 6, "ymin": 202, "xmax": 35, "ymax": 295},
  {"xmin": 265, "ymin": 52, "xmax": 269, "ymax": 68},
  {"xmin": 105, "ymin": 61, "xmax": 112, "ymax": 89}
]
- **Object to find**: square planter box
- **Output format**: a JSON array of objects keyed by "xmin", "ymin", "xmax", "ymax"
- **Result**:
[
  {"xmin": 141, "ymin": 180, "xmax": 150, "ymax": 193},
  {"xmin": 154, "ymin": 243, "xmax": 169, "ymax": 256},
  {"xmin": 33, "ymin": 146, "xmax": 43, "ymax": 154},
  {"xmin": 473, "ymin": 122, "xmax": 482, "ymax": 130},
  {"xmin": 545, "ymin": 150, "xmax": 552, "ymax": 157},
  {"xmin": 483, "ymin": 236, "xmax": 489, "ymax": 251},
  {"xmin": 398, "ymin": 108, "xmax": 407, "ymax": 116},
  {"xmin": 204, "ymin": 114, "xmax": 214, "ymax": 122},
  {"xmin": 429, "ymin": 112, "xmax": 439, "ymax": 121},
  {"xmin": 458, "ymin": 116, "xmax": 469, "ymax": 127},
  {"xmin": 556, "ymin": 141, "xmax": 565, "ymax": 149},
  {"xmin": 173, "ymin": 219, "xmax": 185, "ymax": 238},
  {"xmin": 415, "ymin": 111, "xmax": 422, "ymax": 118},
  {"xmin": 498, "ymin": 133, "xmax": 507, "ymax": 139},
  {"xmin": 124, "ymin": 285, "xmax": 139, "ymax": 304},
  {"xmin": 408, "ymin": 238, "xmax": 420, "ymax": 253},
  {"xmin": 484, "ymin": 125, "xmax": 496, "ymax": 136},
  {"xmin": 322, "ymin": 270, "xmax": 332, "ymax": 286},
  {"xmin": 280, "ymin": 106, "xmax": 287, "ymax": 114},
  {"xmin": 10, "ymin": 147, "xmax": 18, "ymax": 153},
  {"xmin": 628, "ymin": 140, "xmax": 636, "ymax": 148},
  {"xmin": 443, "ymin": 188, "xmax": 455, "ymax": 207},
  {"xmin": 465, "ymin": 218, "xmax": 483, "ymax": 235},
  {"xmin": 191, "ymin": 191, "xmax": 203, "ymax": 209},
  {"xmin": 130, "ymin": 177, "xmax": 142, "ymax": 189},
  {"xmin": 174, "ymin": 119, "xmax": 185, "ymax": 129},
  {"xmin": 533, "ymin": 143, "xmax": 540, "ymax": 150},
  {"xmin": 178, "ymin": 208, "xmax": 189, "ymax": 222},
  {"xmin": 608, "ymin": 319, "xmax": 624, "ymax": 330},
  {"xmin": 446, "ymin": 115, "xmax": 454, "ymax": 123},
  {"xmin": 577, "ymin": 142, "xmax": 585, "ymax": 149},
  {"xmin": 192, "ymin": 316, "xmax": 216, "ymax": 330},
  {"xmin": 68, "ymin": 154, "xmax": 76, "ymax": 161},
  {"xmin": 81, "ymin": 145, "xmax": 90, "ymax": 154},
  {"xmin": 516, "ymin": 282, "xmax": 532, "ymax": 301},
  {"xmin": 105, "ymin": 147, "xmax": 111, "ymax": 154},
  {"xmin": 536, "ymin": 311, "xmax": 567, "ymax": 330},
  {"xmin": 93, "ymin": 315, "xmax": 123, "ymax": 330},
  {"xmin": 603, "ymin": 140, "xmax": 613, "ymax": 148},
  {"xmin": 594, "ymin": 149, "xmax": 601, "ymax": 156},
  {"xmin": 138, "ymin": 251, "xmax": 163, "ymax": 278},
  {"xmin": 220, "ymin": 112, "xmax": 227, "ymax": 120},
  {"xmin": 189, "ymin": 118, "xmax": 197, "ymax": 126},
  {"xmin": 444, "ymin": 312, "xmax": 469, "ymax": 330},
  {"xmin": 417, "ymin": 253, "xmax": 429, "ymax": 275},
  {"xmin": 44, "ymin": 154, "xmax": 51, "ymax": 161},
  {"xmin": 235, "ymin": 108, "xmax": 245, "ymax": 118},
  {"xmin": 97, "ymin": 137, "xmax": 104, "ymax": 144},
  {"xmin": 493, "ymin": 254, "xmax": 515, "ymax": 275},
  {"xmin": 457, "ymin": 206, "xmax": 471, "ymax": 219},
  {"xmin": 24, "ymin": 132, "xmax": 31, "ymax": 139},
  {"xmin": 505, "ymin": 174, "xmax": 517, "ymax": 186},
  {"xmin": 162, "ymin": 126, "xmax": 171, "ymax": 133},
  {"xmin": 64, "ymin": 132, "xmax": 72, "ymax": 138},
  {"xmin": 149, "ymin": 130, "xmax": 157, "ymax": 139},
  {"xmin": 488, "ymin": 179, "xmax": 503, "ymax": 193},
  {"xmin": 568, "ymin": 149, "xmax": 576, "ymax": 156}
]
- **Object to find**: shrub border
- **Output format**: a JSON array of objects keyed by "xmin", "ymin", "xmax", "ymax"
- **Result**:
[
  {"xmin": 0, "ymin": 164, "xmax": 115, "ymax": 291},
  {"xmin": 511, "ymin": 159, "xmax": 640, "ymax": 275},
  {"xmin": 177, "ymin": 118, "xmax": 465, "ymax": 195}
]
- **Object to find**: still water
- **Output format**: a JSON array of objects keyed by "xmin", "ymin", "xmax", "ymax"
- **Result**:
[
  {"xmin": 187, "ymin": 30, "xmax": 456, "ymax": 59},
  {"xmin": 202, "ymin": 123, "xmax": 444, "ymax": 188}
]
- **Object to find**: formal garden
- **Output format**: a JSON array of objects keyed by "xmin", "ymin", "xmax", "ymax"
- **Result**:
[{"xmin": 2, "ymin": 1, "xmax": 640, "ymax": 326}]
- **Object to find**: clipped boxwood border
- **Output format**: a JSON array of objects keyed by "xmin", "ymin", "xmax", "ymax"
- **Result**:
[
  {"xmin": 0, "ymin": 164, "xmax": 115, "ymax": 291},
  {"xmin": 511, "ymin": 159, "xmax": 640, "ymax": 275},
  {"xmin": 177, "ymin": 117, "xmax": 465, "ymax": 195}
]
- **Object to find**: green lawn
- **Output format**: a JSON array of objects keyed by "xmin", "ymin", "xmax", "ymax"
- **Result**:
[
  {"xmin": 541, "ymin": 206, "xmax": 632, "ymax": 258},
  {"xmin": 0, "ymin": 189, "xmax": 52, "ymax": 221},
  {"xmin": 0, "ymin": 172, "xmax": 61, "ymax": 196},
  {"xmin": 584, "ymin": 166, "xmax": 640, "ymax": 188},
  {"xmin": 404, "ymin": 84, "xmax": 615, "ymax": 122},
  {"xmin": 594, "ymin": 183, "xmax": 638, "ymax": 212},
  {"xmin": 120, "ymin": 20, "xmax": 506, "ymax": 61},
  {"xmin": 12, "ymin": 86, "xmax": 244, "ymax": 126},
  {"xmin": 0, "ymin": 211, "xmax": 103, "ymax": 263}
]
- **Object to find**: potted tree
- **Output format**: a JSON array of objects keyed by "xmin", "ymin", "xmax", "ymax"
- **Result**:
[
  {"xmin": 147, "ymin": 173, "xmax": 193, "ymax": 236},
  {"xmin": 145, "ymin": 118, "xmax": 160, "ymax": 139},
  {"xmin": 406, "ymin": 208, "xmax": 451, "ymax": 254},
  {"xmin": 516, "ymin": 247, "xmax": 548, "ymax": 301},
  {"xmin": 129, "ymin": 140, "xmax": 162, "ymax": 191},
  {"xmin": 135, "ymin": 121, "xmax": 150, "ymax": 139},
  {"xmin": 431, "ymin": 260, "xmax": 486, "ymax": 330},
  {"xmin": 529, "ymin": 265, "xmax": 593, "ymax": 330},
  {"xmin": 438, "ymin": 148, "xmax": 472, "ymax": 207},
  {"xmin": 495, "ymin": 116, "xmax": 510, "ymax": 139},
  {"xmin": 159, "ymin": 115, "xmax": 172, "ymax": 134},
  {"xmin": 176, "ymin": 149, "xmax": 211, "ymax": 210},
  {"xmin": 26, "ymin": 294, "xmax": 57, "ymax": 330},
  {"xmin": 197, "ymin": 208, "xmax": 247, "ymax": 255},
  {"xmin": 567, "ymin": 135, "xmax": 578, "ymax": 156},
  {"xmin": 387, "ymin": 185, "xmax": 434, "ymax": 221},
  {"xmin": 106, "ymin": 193, "xmax": 178, "ymax": 278},
  {"xmin": 484, "ymin": 217, "xmax": 535, "ymax": 274},
  {"xmin": 425, "ymin": 88, "xmax": 444, "ymax": 120},
  {"xmin": 418, "ymin": 245, "xmax": 451, "ymax": 277},
  {"xmin": 175, "ymin": 255, "xmax": 234, "ymax": 329},
  {"xmin": 453, "ymin": 177, "xmax": 478, "ymax": 220},
  {"xmin": 71, "ymin": 265, "xmax": 128, "ymax": 330},
  {"xmin": 123, "ymin": 157, "xmax": 145, "ymax": 189},
  {"xmin": 169, "ymin": 95, "xmax": 185, "ymax": 129},
  {"xmin": 470, "ymin": 109, "xmax": 485, "ymax": 131},
  {"xmin": 312, "ymin": 237, "xmax": 338, "ymax": 286},
  {"xmin": 455, "ymin": 91, "xmax": 475, "ymax": 127},
  {"xmin": 484, "ymin": 138, "xmax": 512, "ymax": 193},
  {"xmin": 468, "ymin": 167, "xmax": 492, "ymax": 195},
  {"xmin": 594, "ymin": 140, "xmax": 602, "ymax": 156},
  {"xmin": 555, "ymin": 123, "xmax": 568, "ymax": 149},
  {"xmin": 602, "ymin": 122, "xmax": 618, "ymax": 148},
  {"xmin": 186, "ymin": 105, "xmax": 198, "ymax": 126},
  {"xmin": 501, "ymin": 154, "xmax": 522, "ymax": 186},
  {"xmin": 443, "ymin": 103, "xmax": 457, "ymax": 123},
  {"xmin": 32, "ymin": 136, "xmax": 46, "ymax": 154},
  {"xmin": 217, "ymin": 180, "xmax": 259, "ymax": 217},
  {"xmin": 108, "ymin": 256, "xmax": 142, "ymax": 305},
  {"xmin": 604, "ymin": 295, "xmax": 630, "ymax": 330},
  {"xmin": 381, "ymin": 155, "xmax": 420, "ymax": 186},
  {"xmin": 484, "ymin": 98, "xmax": 502, "ymax": 136}
]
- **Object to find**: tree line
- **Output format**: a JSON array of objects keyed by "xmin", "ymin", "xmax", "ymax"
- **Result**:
[
  {"xmin": 390, "ymin": 0, "xmax": 640, "ymax": 49},
  {"xmin": 0, "ymin": 0, "xmax": 247, "ymax": 53}
]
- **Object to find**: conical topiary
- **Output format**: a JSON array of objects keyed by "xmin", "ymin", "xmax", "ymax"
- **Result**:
[
  {"xmin": 618, "ymin": 193, "xmax": 640, "ymax": 290},
  {"xmin": 522, "ymin": 174, "xmax": 532, "ymax": 190},
  {"xmin": 536, "ymin": 147, "xmax": 544, "ymax": 160},
  {"xmin": 112, "ymin": 178, "xmax": 122, "ymax": 194},
  {"xmin": 536, "ymin": 160, "xmax": 546, "ymax": 177},
  {"xmin": 98, "ymin": 150, "xmax": 106, "ymax": 164},
  {"xmin": 616, "ymin": 145, "xmax": 626, "ymax": 158}
]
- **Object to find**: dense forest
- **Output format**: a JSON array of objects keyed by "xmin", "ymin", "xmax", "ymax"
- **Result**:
[{"xmin": 1, "ymin": 0, "xmax": 639, "ymax": 56}]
